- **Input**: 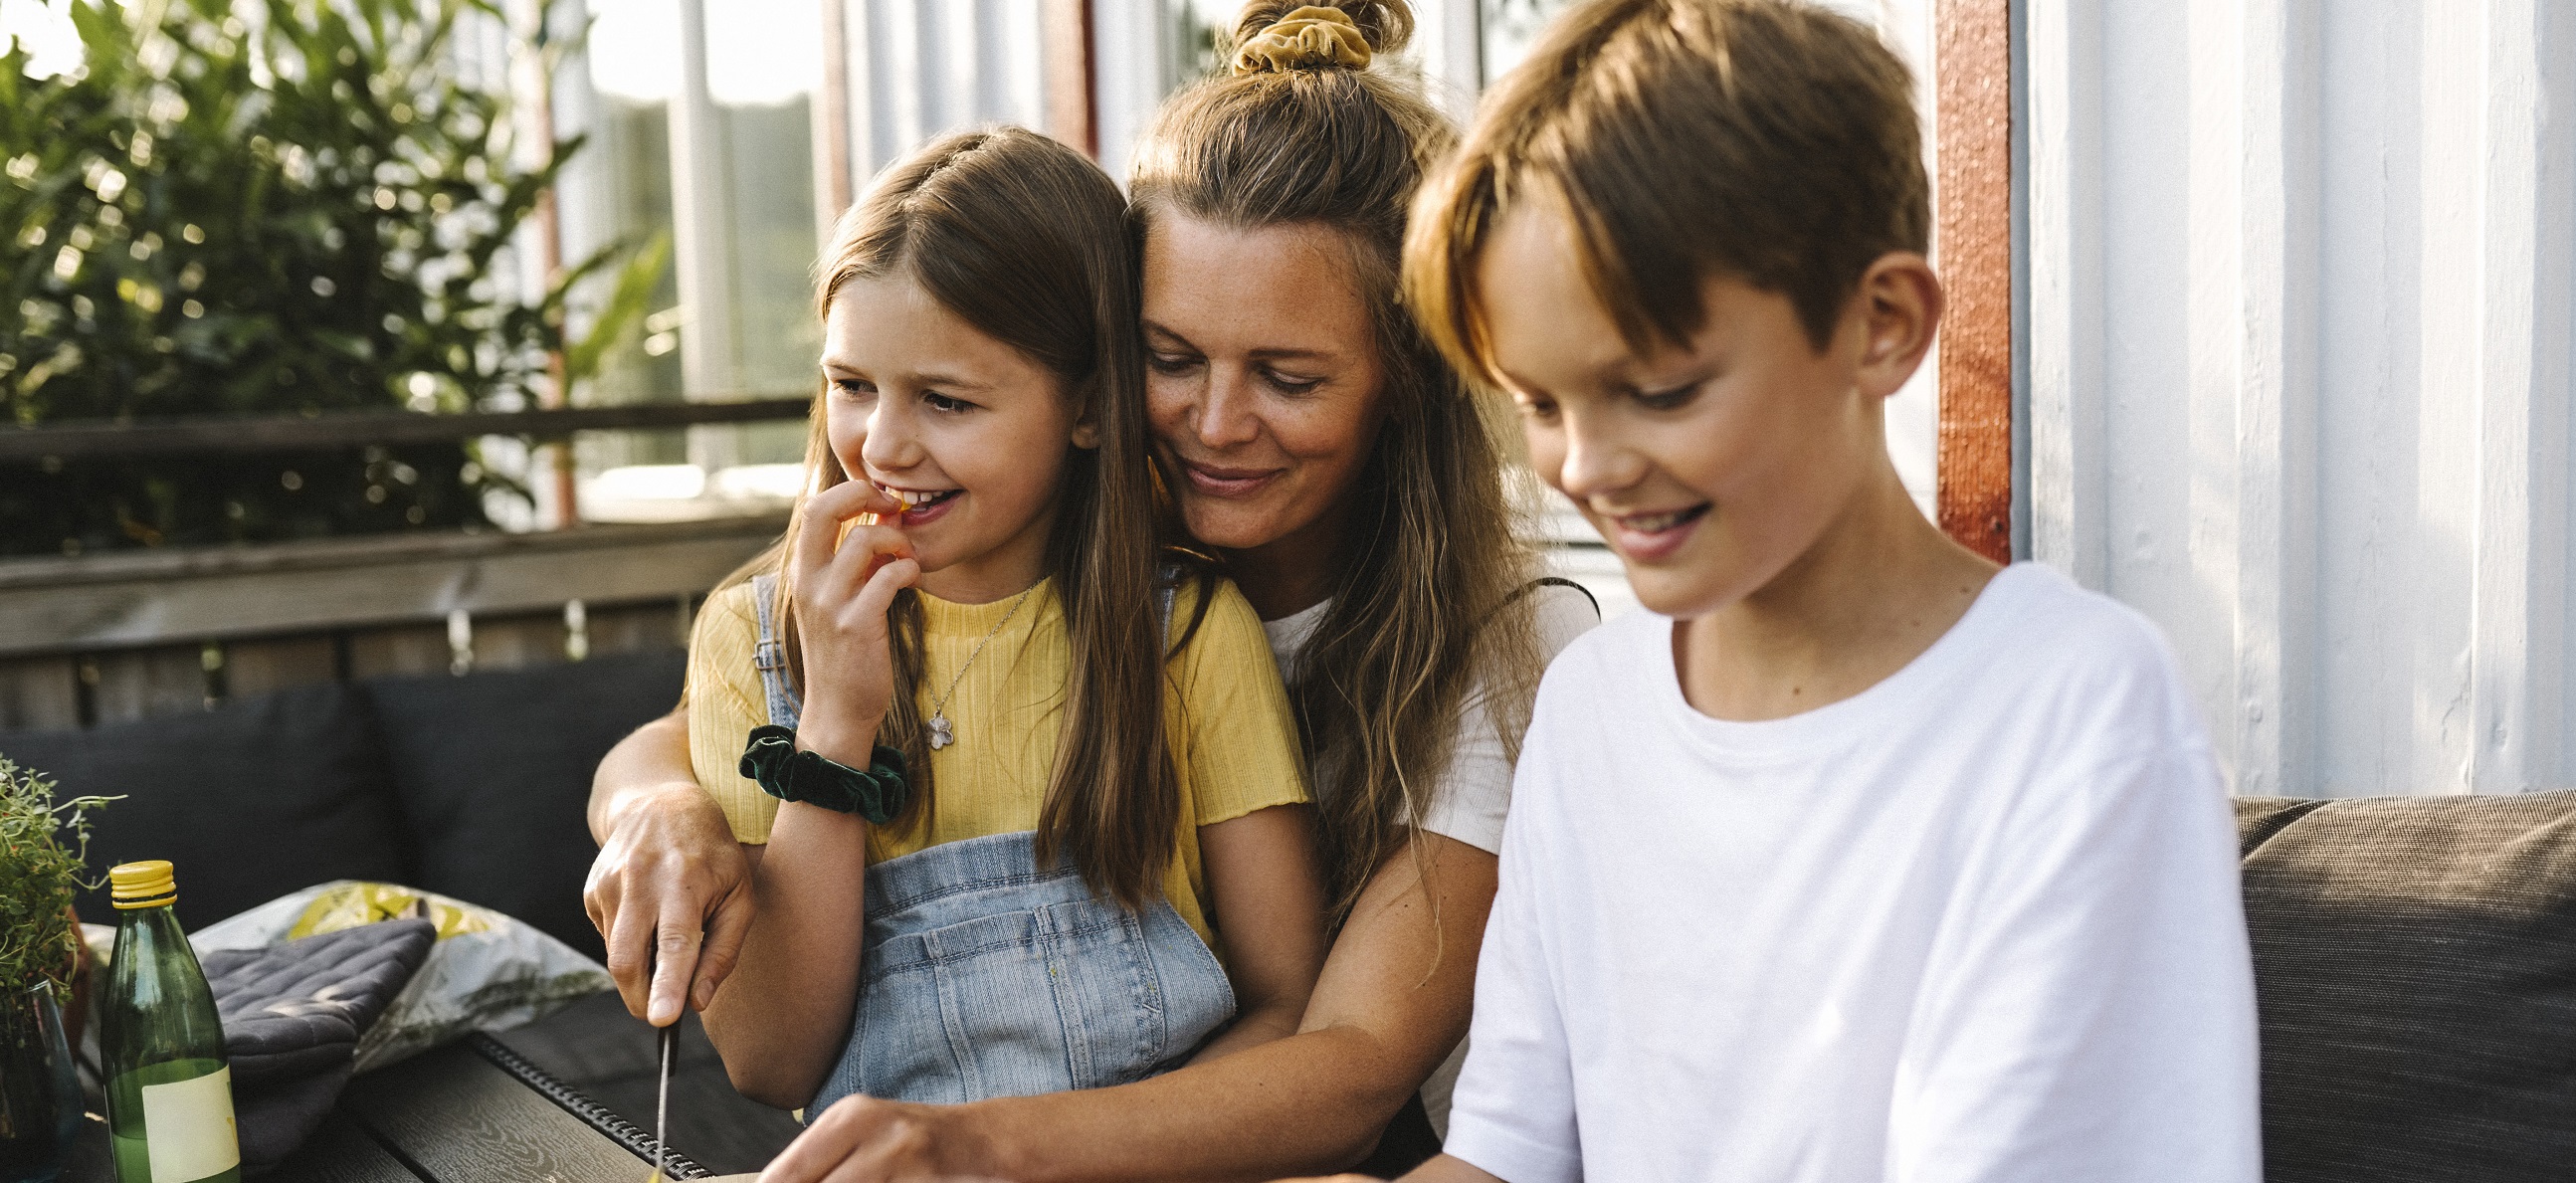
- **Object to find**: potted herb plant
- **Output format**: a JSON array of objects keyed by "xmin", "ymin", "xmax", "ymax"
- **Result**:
[{"xmin": 0, "ymin": 755, "xmax": 108, "ymax": 1182}]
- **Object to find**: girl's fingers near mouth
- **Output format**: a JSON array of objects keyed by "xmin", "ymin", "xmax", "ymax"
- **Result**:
[
  {"xmin": 842, "ymin": 483, "xmax": 908, "ymax": 533},
  {"xmin": 796, "ymin": 481, "xmax": 897, "ymax": 568},
  {"xmin": 824, "ymin": 521, "xmax": 914, "ymax": 602},
  {"xmin": 850, "ymin": 554, "xmax": 921, "ymax": 622},
  {"xmin": 795, "ymin": 481, "xmax": 912, "ymax": 604}
]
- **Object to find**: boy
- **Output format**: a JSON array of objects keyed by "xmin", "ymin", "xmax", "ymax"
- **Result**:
[{"xmin": 1379, "ymin": 0, "xmax": 2262, "ymax": 1179}]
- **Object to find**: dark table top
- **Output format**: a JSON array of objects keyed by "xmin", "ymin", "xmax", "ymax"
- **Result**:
[
  {"xmin": 67, "ymin": 1041, "xmax": 669, "ymax": 1183},
  {"xmin": 63, "ymin": 993, "xmax": 798, "ymax": 1182}
]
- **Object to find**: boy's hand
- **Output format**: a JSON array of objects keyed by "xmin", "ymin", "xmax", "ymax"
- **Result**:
[{"xmin": 789, "ymin": 480, "xmax": 920, "ymax": 766}]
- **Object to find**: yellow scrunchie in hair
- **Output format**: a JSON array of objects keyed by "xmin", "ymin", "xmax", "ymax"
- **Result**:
[{"xmin": 1232, "ymin": 5, "xmax": 1372, "ymax": 76}]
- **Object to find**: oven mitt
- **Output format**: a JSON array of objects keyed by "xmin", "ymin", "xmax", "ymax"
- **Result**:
[
  {"xmin": 201, "ymin": 918, "xmax": 437, "ymax": 1172},
  {"xmin": 193, "ymin": 881, "xmax": 616, "ymax": 1075}
]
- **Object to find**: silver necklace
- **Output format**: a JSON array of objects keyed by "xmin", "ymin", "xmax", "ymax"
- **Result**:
[{"xmin": 925, "ymin": 587, "xmax": 1035, "ymax": 750}]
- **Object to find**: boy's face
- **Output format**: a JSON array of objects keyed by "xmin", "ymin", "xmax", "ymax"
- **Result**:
[{"xmin": 1476, "ymin": 206, "xmax": 1906, "ymax": 620}]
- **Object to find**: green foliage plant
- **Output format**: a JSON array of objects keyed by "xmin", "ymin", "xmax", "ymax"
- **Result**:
[
  {"xmin": 0, "ymin": 754, "xmax": 109, "ymax": 995},
  {"xmin": 0, "ymin": 0, "xmax": 663, "ymax": 556}
]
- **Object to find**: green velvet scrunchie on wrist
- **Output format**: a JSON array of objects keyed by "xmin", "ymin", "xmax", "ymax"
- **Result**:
[{"xmin": 738, "ymin": 724, "xmax": 909, "ymax": 824}]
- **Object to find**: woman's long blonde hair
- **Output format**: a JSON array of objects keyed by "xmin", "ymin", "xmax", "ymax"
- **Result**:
[
  {"xmin": 726, "ymin": 127, "xmax": 1184, "ymax": 908},
  {"xmin": 1133, "ymin": 0, "xmax": 1546, "ymax": 920}
]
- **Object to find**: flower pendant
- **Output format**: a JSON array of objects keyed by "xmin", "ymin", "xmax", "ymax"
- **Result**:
[{"xmin": 928, "ymin": 713, "xmax": 954, "ymax": 750}]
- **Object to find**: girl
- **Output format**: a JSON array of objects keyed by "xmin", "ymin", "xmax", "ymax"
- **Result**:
[
  {"xmin": 584, "ymin": 1, "xmax": 1593, "ymax": 1173},
  {"xmin": 684, "ymin": 126, "xmax": 1328, "ymax": 1114}
]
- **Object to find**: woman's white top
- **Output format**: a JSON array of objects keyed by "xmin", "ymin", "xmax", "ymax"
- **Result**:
[
  {"xmin": 1259, "ymin": 582, "xmax": 1600, "ymax": 855},
  {"xmin": 1261, "ymin": 581, "xmax": 1599, "ymax": 1136}
]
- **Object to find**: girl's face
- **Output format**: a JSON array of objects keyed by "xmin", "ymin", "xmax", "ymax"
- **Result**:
[
  {"xmin": 821, "ymin": 272, "xmax": 1096, "ymax": 604},
  {"xmin": 1141, "ymin": 214, "xmax": 1387, "ymax": 558}
]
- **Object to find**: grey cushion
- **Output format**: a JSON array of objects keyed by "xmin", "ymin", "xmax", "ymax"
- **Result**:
[
  {"xmin": 2235, "ymin": 792, "xmax": 2576, "ymax": 1183},
  {"xmin": 202, "ymin": 917, "xmax": 437, "ymax": 1169},
  {"xmin": 363, "ymin": 649, "xmax": 686, "ymax": 962},
  {"xmin": 0, "ymin": 685, "xmax": 412, "ymax": 930}
]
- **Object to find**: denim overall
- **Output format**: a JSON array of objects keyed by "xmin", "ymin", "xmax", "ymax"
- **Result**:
[{"xmin": 746, "ymin": 574, "xmax": 1237, "ymax": 1115}]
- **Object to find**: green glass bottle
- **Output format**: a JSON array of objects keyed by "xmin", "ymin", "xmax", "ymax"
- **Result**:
[{"xmin": 100, "ymin": 861, "xmax": 240, "ymax": 1183}]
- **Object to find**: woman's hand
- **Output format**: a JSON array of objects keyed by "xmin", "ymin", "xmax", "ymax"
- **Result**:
[
  {"xmin": 585, "ymin": 774, "xmax": 754, "ymax": 1027},
  {"xmin": 585, "ymin": 709, "xmax": 758, "ymax": 1027},
  {"xmin": 791, "ymin": 480, "xmax": 921, "ymax": 764},
  {"xmin": 756, "ymin": 1095, "xmax": 1006, "ymax": 1183}
]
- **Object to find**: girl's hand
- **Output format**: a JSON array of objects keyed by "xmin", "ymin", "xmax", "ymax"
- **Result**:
[{"xmin": 790, "ymin": 480, "xmax": 921, "ymax": 766}]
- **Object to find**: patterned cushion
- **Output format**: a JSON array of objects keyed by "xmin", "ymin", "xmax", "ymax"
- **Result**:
[{"xmin": 2235, "ymin": 792, "xmax": 2576, "ymax": 1182}]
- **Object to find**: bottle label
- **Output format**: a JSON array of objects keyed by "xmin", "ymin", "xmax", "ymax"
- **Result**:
[{"xmin": 139, "ymin": 1064, "xmax": 240, "ymax": 1181}]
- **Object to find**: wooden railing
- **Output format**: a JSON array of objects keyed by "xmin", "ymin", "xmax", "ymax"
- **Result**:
[
  {"xmin": 0, "ymin": 397, "xmax": 815, "ymax": 462},
  {"xmin": 0, "ymin": 398, "xmax": 815, "ymax": 731},
  {"xmin": 0, "ymin": 514, "xmax": 788, "ymax": 730}
]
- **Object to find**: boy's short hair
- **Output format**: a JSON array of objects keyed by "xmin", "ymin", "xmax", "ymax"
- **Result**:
[{"xmin": 1404, "ymin": 0, "xmax": 1929, "ymax": 376}]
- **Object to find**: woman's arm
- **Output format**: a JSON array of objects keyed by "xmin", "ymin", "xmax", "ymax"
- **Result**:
[
  {"xmin": 1189, "ymin": 804, "xmax": 1329, "ymax": 1064},
  {"xmin": 584, "ymin": 708, "xmax": 760, "ymax": 1027},
  {"xmin": 763, "ymin": 831, "xmax": 1499, "ymax": 1182},
  {"xmin": 586, "ymin": 708, "xmax": 695, "ymax": 844}
]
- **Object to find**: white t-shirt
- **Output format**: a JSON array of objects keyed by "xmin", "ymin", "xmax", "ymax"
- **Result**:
[
  {"xmin": 1446, "ymin": 563, "xmax": 2262, "ymax": 1183},
  {"xmin": 1264, "ymin": 580, "xmax": 1599, "ymax": 1134}
]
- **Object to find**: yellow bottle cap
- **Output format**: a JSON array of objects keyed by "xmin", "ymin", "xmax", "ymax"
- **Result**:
[{"xmin": 109, "ymin": 861, "xmax": 178, "ymax": 910}]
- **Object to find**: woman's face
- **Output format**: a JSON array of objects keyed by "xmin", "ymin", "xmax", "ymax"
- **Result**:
[
  {"xmin": 1141, "ymin": 214, "xmax": 1387, "ymax": 556},
  {"xmin": 821, "ymin": 272, "xmax": 1094, "ymax": 603}
]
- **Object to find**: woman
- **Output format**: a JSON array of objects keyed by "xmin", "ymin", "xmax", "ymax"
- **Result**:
[{"xmin": 582, "ymin": 3, "xmax": 1596, "ymax": 1177}]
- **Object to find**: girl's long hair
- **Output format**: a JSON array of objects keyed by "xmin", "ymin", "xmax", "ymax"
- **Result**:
[
  {"xmin": 1133, "ymin": 0, "xmax": 1546, "ymax": 922},
  {"xmin": 724, "ymin": 127, "xmax": 1180, "ymax": 907}
]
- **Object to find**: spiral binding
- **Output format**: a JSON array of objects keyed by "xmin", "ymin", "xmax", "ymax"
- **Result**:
[{"xmin": 468, "ymin": 1032, "xmax": 713, "ymax": 1179}]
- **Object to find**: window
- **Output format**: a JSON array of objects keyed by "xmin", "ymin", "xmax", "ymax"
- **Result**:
[{"xmin": 566, "ymin": 0, "xmax": 822, "ymax": 510}]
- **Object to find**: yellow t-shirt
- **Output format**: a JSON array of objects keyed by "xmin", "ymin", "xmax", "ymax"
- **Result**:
[{"xmin": 684, "ymin": 575, "xmax": 1307, "ymax": 949}]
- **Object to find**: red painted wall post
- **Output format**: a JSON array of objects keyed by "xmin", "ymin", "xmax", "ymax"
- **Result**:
[{"xmin": 1934, "ymin": 0, "xmax": 2014, "ymax": 562}]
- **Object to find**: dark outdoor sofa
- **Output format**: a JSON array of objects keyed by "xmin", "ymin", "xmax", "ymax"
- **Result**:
[
  {"xmin": 6, "ymin": 667, "xmax": 2573, "ymax": 1180},
  {"xmin": 2232, "ymin": 792, "xmax": 2576, "ymax": 1182},
  {"xmin": 0, "ymin": 648, "xmax": 688, "ymax": 961},
  {"xmin": 0, "ymin": 648, "xmax": 815, "ymax": 1172}
]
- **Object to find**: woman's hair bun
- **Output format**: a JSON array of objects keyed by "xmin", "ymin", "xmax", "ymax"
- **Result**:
[{"xmin": 1228, "ymin": 0, "xmax": 1415, "ymax": 74}]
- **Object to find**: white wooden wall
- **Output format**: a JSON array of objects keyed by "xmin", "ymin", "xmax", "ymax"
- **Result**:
[
  {"xmin": 844, "ymin": 0, "xmax": 1051, "ymax": 183},
  {"xmin": 2027, "ymin": 1, "xmax": 2576, "ymax": 797},
  {"xmin": 829, "ymin": 0, "xmax": 1183, "ymax": 188}
]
